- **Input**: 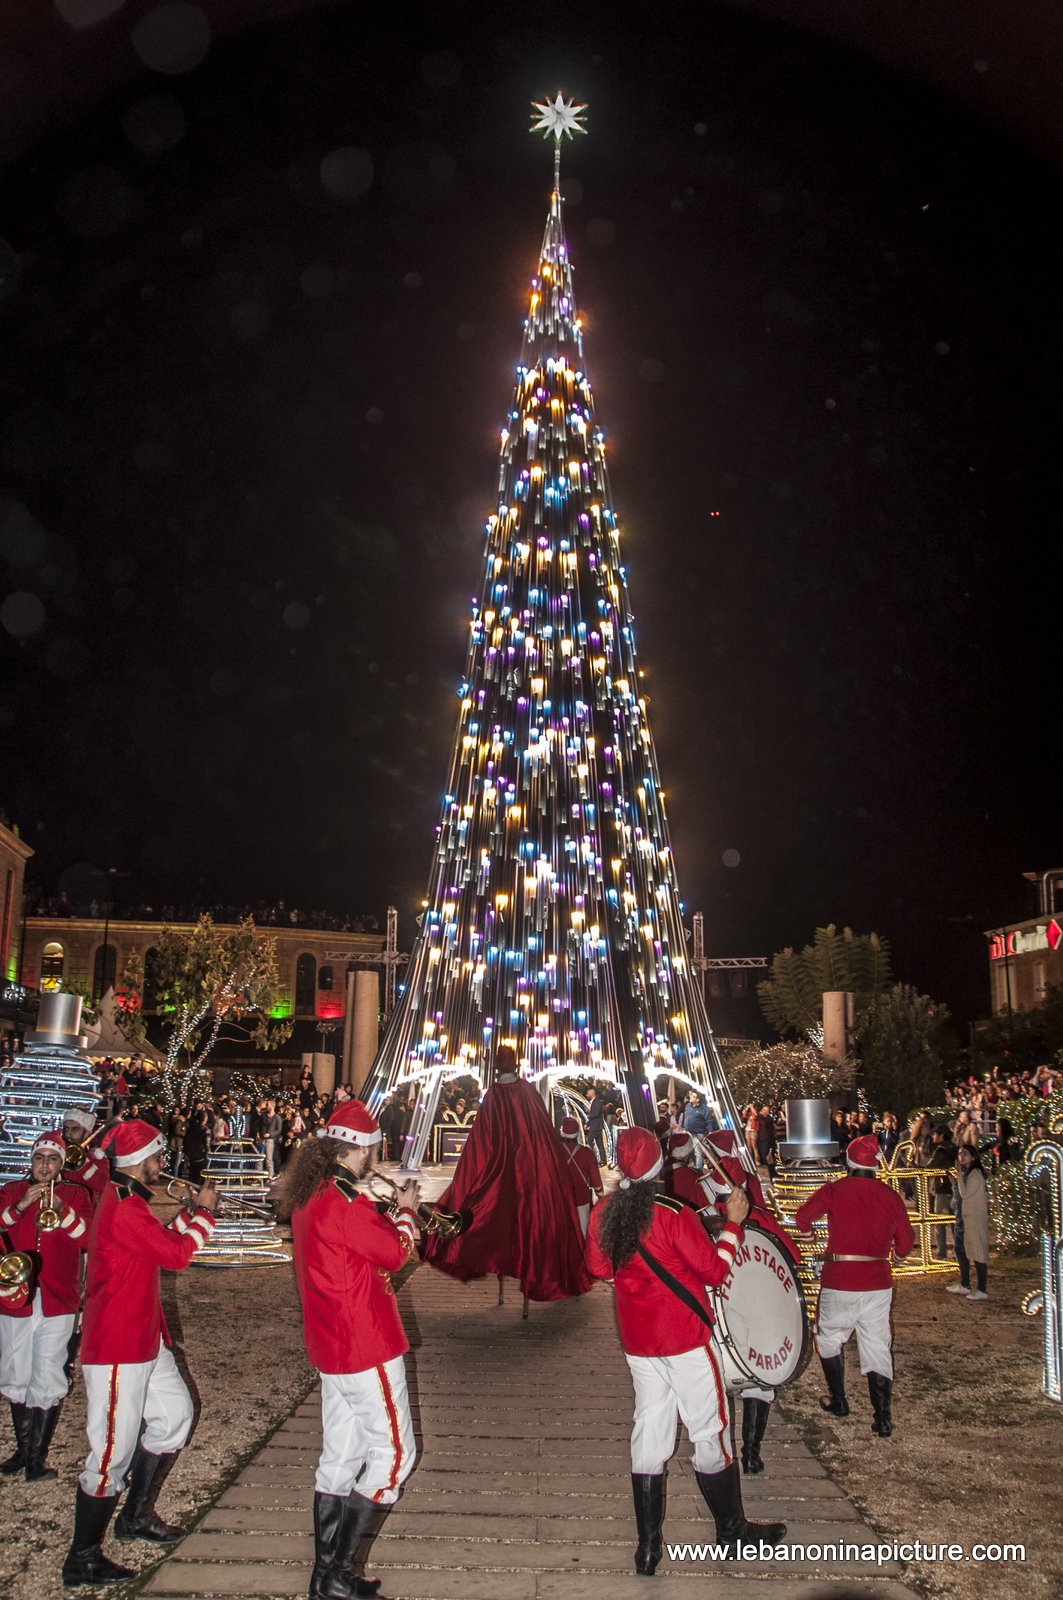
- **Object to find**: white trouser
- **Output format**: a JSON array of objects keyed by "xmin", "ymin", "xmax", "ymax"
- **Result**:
[
  {"xmin": 576, "ymin": 1203, "xmax": 590, "ymax": 1239},
  {"xmin": 626, "ymin": 1344, "xmax": 732, "ymax": 1477},
  {"xmin": 80, "ymin": 1342, "xmax": 194, "ymax": 1497},
  {"xmin": 814, "ymin": 1287, "xmax": 894, "ymax": 1378},
  {"xmin": 318, "ymin": 1355, "xmax": 416, "ymax": 1503},
  {"xmin": 0, "ymin": 1301, "xmax": 76, "ymax": 1408}
]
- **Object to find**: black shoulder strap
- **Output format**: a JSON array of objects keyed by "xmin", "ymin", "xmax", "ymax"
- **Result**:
[{"xmin": 635, "ymin": 1241, "xmax": 714, "ymax": 1330}]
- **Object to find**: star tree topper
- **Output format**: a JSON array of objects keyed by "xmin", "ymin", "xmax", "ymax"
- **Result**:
[{"xmin": 530, "ymin": 92, "xmax": 588, "ymax": 144}]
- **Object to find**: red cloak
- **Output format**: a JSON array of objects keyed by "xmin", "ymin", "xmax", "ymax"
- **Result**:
[{"xmin": 422, "ymin": 1077, "xmax": 593, "ymax": 1301}]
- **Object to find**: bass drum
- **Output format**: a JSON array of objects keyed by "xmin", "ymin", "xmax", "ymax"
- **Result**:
[{"xmin": 709, "ymin": 1221, "xmax": 810, "ymax": 1393}]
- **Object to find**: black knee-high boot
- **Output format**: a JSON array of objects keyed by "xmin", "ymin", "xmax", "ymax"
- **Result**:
[
  {"xmin": 310, "ymin": 1490, "xmax": 391, "ymax": 1600},
  {"xmin": 0, "ymin": 1402, "xmax": 29, "ymax": 1474},
  {"xmin": 694, "ymin": 1462, "xmax": 787, "ymax": 1559},
  {"xmin": 24, "ymin": 1404, "xmax": 61, "ymax": 1480},
  {"xmin": 342, "ymin": 1491, "xmax": 389, "ymax": 1596},
  {"xmin": 867, "ymin": 1372, "xmax": 893, "ymax": 1437},
  {"xmin": 62, "ymin": 1486, "xmax": 135, "ymax": 1587},
  {"xmin": 741, "ymin": 1398, "xmax": 770, "ymax": 1474},
  {"xmin": 818, "ymin": 1353, "xmax": 850, "ymax": 1416},
  {"xmin": 631, "ymin": 1472, "xmax": 665, "ymax": 1575},
  {"xmin": 114, "ymin": 1444, "xmax": 186, "ymax": 1541}
]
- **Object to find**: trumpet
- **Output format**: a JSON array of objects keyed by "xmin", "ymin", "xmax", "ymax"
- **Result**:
[
  {"xmin": 157, "ymin": 1172, "xmax": 274, "ymax": 1221},
  {"xmin": 367, "ymin": 1171, "xmax": 467, "ymax": 1240},
  {"xmin": 37, "ymin": 1180, "xmax": 62, "ymax": 1232}
]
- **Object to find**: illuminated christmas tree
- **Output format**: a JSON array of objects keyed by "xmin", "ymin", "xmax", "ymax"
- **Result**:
[
  {"xmin": 0, "ymin": 994, "xmax": 99, "ymax": 1183},
  {"xmin": 367, "ymin": 98, "xmax": 743, "ymax": 1163}
]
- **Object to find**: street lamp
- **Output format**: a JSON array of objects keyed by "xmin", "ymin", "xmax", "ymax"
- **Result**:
[
  {"xmin": 98, "ymin": 867, "xmax": 119, "ymax": 1003},
  {"xmin": 1022, "ymin": 870, "xmax": 1063, "ymax": 919}
]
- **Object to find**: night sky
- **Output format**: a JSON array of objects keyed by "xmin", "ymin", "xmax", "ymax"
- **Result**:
[{"xmin": 2, "ymin": 2, "xmax": 1060, "ymax": 1031}]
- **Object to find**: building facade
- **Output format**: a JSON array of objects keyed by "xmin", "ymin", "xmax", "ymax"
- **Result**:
[
  {"xmin": 985, "ymin": 914, "xmax": 1063, "ymax": 1016},
  {"xmin": 20, "ymin": 917, "xmax": 386, "ymax": 1068},
  {"xmin": 0, "ymin": 816, "xmax": 33, "ymax": 997}
]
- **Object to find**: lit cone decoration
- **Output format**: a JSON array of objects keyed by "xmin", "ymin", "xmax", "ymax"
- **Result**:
[
  {"xmin": 366, "ymin": 101, "xmax": 744, "ymax": 1158},
  {"xmin": 191, "ymin": 1138, "xmax": 289, "ymax": 1267},
  {"xmin": 0, "ymin": 994, "xmax": 98, "ymax": 1182}
]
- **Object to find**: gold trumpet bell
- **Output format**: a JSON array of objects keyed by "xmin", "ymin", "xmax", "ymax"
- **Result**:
[
  {"xmin": 0, "ymin": 1250, "xmax": 35, "ymax": 1287},
  {"xmin": 37, "ymin": 1181, "xmax": 62, "ymax": 1232}
]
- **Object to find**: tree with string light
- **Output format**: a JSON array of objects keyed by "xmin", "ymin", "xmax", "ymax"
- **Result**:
[
  {"xmin": 365, "ymin": 97, "xmax": 746, "ymax": 1165},
  {"xmin": 118, "ymin": 916, "xmax": 291, "ymax": 1107}
]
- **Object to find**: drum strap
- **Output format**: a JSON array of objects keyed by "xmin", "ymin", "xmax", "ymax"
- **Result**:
[
  {"xmin": 824, "ymin": 1253, "xmax": 888, "ymax": 1262},
  {"xmin": 636, "ymin": 1244, "xmax": 714, "ymax": 1330}
]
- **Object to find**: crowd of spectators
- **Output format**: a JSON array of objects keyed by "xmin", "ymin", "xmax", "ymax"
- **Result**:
[
  {"xmin": 24, "ymin": 890, "xmax": 380, "ymax": 934},
  {"xmin": 944, "ymin": 1062, "xmax": 1058, "ymax": 1113},
  {"xmin": 88, "ymin": 1060, "xmax": 378, "ymax": 1180}
]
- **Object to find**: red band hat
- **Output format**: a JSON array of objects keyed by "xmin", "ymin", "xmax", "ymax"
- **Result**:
[
  {"xmin": 616, "ymin": 1126, "xmax": 664, "ymax": 1189},
  {"xmin": 100, "ymin": 1119, "xmax": 165, "ymax": 1168},
  {"xmin": 667, "ymin": 1129, "xmax": 694, "ymax": 1160},
  {"xmin": 316, "ymin": 1100, "xmax": 382, "ymax": 1148},
  {"xmin": 846, "ymin": 1133, "xmax": 881, "ymax": 1170},
  {"xmin": 705, "ymin": 1128, "xmax": 740, "ymax": 1158}
]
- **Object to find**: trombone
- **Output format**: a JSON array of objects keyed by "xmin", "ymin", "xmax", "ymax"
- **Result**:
[
  {"xmin": 63, "ymin": 1141, "xmax": 90, "ymax": 1172},
  {"xmin": 158, "ymin": 1171, "xmax": 275, "ymax": 1221}
]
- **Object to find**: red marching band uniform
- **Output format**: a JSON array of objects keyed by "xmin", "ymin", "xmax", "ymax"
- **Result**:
[
  {"xmin": 585, "ymin": 1126, "xmax": 786, "ymax": 1574},
  {"xmin": 0, "ymin": 1130, "xmax": 91, "ymax": 1479},
  {"xmin": 794, "ymin": 1132, "xmax": 915, "ymax": 1437},
  {"xmin": 289, "ymin": 1098, "xmax": 419, "ymax": 1600},
  {"xmin": 559, "ymin": 1114, "xmax": 603, "ymax": 1238},
  {"xmin": 665, "ymin": 1125, "xmax": 803, "ymax": 1475},
  {"xmin": 62, "ymin": 1117, "xmax": 218, "ymax": 1589},
  {"xmin": 60, "ymin": 1106, "xmax": 110, "ymax": 1204}
]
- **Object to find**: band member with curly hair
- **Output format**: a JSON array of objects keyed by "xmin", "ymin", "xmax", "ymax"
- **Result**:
[
  {"xmin": 277, "ymin": 1099, "xmax": 420, "ymax": 1600},
  {"xmin": 586, "ymin": 1126, "xmax": 786, "ymax": 1574}
]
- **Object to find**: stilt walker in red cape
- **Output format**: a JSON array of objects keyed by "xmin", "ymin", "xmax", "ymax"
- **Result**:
[{"xmin": 422, "ymin": 1046, "xmax": 592, "ymax": 1303}]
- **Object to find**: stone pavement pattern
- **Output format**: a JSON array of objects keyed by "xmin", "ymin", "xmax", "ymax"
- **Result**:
[{"xmin": 142, "ymin": 1265, "xmax": 921, "ymax": 1600}]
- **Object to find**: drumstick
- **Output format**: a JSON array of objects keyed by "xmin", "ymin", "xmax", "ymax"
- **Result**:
[{"xmin": 691, "ymin": 1134, "xmax": 742, "ymax": 1194}]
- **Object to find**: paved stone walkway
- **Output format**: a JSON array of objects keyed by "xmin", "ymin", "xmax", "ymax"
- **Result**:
[{"xmin": 142, "ymin": 1264, "xmax": 921, "ymax": 1600}]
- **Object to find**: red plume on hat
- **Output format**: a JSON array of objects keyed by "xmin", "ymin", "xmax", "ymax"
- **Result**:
[
  {"xmin": 616, "ymin": 1127, "xmax": 664, "ymax": 1188},
  {"xmin": 316, "ymin": 1100, "xmax": 382, "ymax": 1148},
  {"xmin": 846, "ymin": 1133, "xmax": 881, "ymax": 1170}
]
